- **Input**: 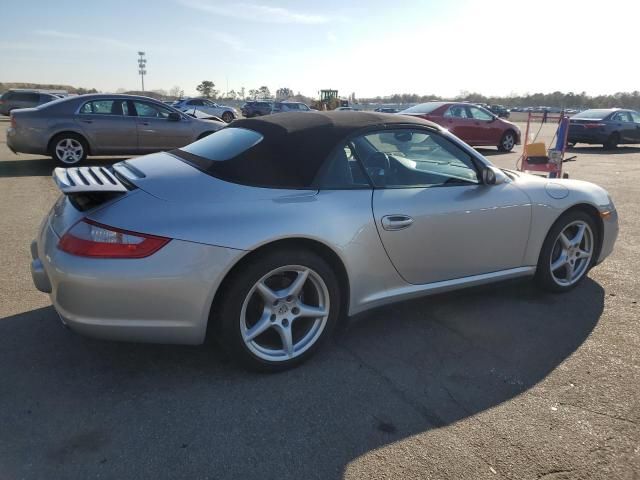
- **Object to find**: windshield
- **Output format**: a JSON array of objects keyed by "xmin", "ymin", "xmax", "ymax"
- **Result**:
[
  {"xmin": 400, "ymin": 102, "xmax": 445, "ymax": 114},
  {"xmin": 179, "ymin": 128, "xmax": 263, "ymax": 161},
  {"xmin": 572, "ymin": 109, "xmax": 612, "ymax": 120}
]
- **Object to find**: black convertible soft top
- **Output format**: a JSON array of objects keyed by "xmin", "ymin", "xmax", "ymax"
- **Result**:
[{"xmin": 174, "ymin": 111, "xmax": 439, "ymax": 188}]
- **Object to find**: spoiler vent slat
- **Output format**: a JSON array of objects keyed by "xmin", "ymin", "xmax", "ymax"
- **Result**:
[
  {"xmin": 64, "ymin": 170, "xmax": 76, "ymax": 186},
  {"xmin": 101, "ymin": 167, "xmax": 119, "ymax": 185},
  {"xmin": 86, "ymin": 167, "xmax": 104, "ymax": 185},
  {"xmin": 53, "ymin": 167, "xmax": 128, "ymax": 194}
]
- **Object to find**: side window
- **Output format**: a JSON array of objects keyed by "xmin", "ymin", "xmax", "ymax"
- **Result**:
[
  {"xmin": 630, "ymin": 112, "xmax": 640, "ymax": 123},
  {"xmin": 444, "ymin": 105, "xmax": 469, "ymax": 118},
  {"xmin": 79, "ymin": 100, "xmax": 124, "ymax": 115},
  {"xmin": 133, "ymin": 101, "xmax": 172, "ymax": 118},
  {"xmin": 315, "ymin": 142, "xmax": 370, "ymax": 189},
  {"xmin": 469, "ymin": 106, "xmax": 494, "ymax": 121},
  {"xmin": 355, "ymin": 129, "xmax": 479, "ymax": 188}
]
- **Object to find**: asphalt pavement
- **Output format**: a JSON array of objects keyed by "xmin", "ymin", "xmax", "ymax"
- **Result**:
[{"xmin": 0, "ymin": 117, "xmax": 638, "ymax": 479}]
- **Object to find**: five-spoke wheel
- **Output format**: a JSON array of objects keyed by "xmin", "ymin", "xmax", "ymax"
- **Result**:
[
  {"xmin": 241, "ymin": 265, "xmax": 330, "ymax": 362},
  {"xmin": 536, "ymin": 211, "xmax": 598, "ymax": 292},
  {"xmin": 549, "ymin": 220, "xmax": 594, "ymax": 287},
  {"xmin": 50, "ymin": 134, "xmax": 88, "ymax": 165},
  {"xmin": 216, "ymin": 249, "xmax": 340, "ymax": 371}
]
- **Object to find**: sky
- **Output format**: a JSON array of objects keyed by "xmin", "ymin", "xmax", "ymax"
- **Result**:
[{"xmin": 0, "ymin": 0, "xmax": 638, "ymax": 99}]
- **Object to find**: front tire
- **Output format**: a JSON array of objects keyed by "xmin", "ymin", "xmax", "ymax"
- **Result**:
[
  {"xmin": 50, "ymin": 133, "xmax": 88, "ymax": 165},
  {"xmin": 216, "ymin": 249, "xmax": 341, "ymax": 372},
  {"xmin": 535, "ymin": 211, "xmax": 598, "ymax": 293},
  {"xmin": 221, "ymin": 111, "xmax": 234, "ymax": 123},
  {"xmin": 497, "ymin": 131, "xmax": 516, "ymax": 152}
]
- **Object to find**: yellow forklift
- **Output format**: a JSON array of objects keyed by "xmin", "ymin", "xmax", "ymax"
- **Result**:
[{"xmin": 312, "ymin": 90, "xmax": 349, "ymax": 111}]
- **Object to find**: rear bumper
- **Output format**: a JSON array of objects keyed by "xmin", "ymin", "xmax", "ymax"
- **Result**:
[
  {"xmin": 6, "ymin": 126, "xmax": 48, "ymax": 155},
  {"xmin": 31, "ymin": 215, "xmax": 244, "ymax": 345},
  {"xmin": 567, "ymin": 128, "xmax": 608, "ymax": 144}
]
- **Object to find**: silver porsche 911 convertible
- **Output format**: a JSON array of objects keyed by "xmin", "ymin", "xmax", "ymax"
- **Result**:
[{"xmin": 30, "ymin": 112, "xmax": 618, "ymax": 371}]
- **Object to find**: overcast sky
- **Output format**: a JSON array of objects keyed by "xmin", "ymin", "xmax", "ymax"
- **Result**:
[{"xmin": 1, "ymin": 0, "xmax": 638, "ymax": 98}]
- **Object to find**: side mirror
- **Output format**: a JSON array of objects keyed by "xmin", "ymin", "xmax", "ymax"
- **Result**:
[
  {"xmin": 482, "ymin": 166, "xmax": 507, "ymax": 185},
  {"xmin": 167, "ymin": 112, "xmax": 181, "ymax": 121}
]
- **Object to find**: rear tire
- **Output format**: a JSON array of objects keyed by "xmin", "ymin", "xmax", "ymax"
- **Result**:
[
  {"xmin": 603, "ymin": 132, "xmax": 619, "ymax": 150},
  {"xmin": 497, "ymin": 130, "xmax": 516, "ymax": 152},
  {"xmin": 49, "ymin": 133, "xmax": 88, "ymax": 165},
  {"xmin": 221, "ymin": 111, "xmax": 234, "ymax": 123},
  {"xmin": 535, "ymin": 210, "xmax": 598, "ymax": 293},
  {"xmin": 215, "ymin": 248, "xmax": 341, "ymax": 372}
]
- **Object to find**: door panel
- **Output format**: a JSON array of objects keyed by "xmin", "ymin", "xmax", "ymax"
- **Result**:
[
  {"xmin": 133, "ymin": 101, "xmax": 193, "ymax": 151},
  {"xmin": 75, "ymin": 99, "xmax": 137, "ymax": 154},
  {"xmin": 631, "ymin": 112, "xmax": 640, "ymax": 142},
  {"xmin": 372, "ymin": 184, "xmax": 532, "ymax": 284},
  {"xmin": 467, "ymin": 106, "xmax": 503, "ymax": 145}
]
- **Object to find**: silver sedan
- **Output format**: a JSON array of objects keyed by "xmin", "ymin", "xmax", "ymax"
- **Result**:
[
  {"xmin": 30, "ymin": 112, "xmax": 619, "ymax": 371},
  {"xmin": 7, "ymin": 94, "xmax": 224, "ymax": 165}
]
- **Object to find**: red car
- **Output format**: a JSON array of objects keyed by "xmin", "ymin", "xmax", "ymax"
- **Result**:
[{"xmin": 400, "ymin": 102, "xmax": 521, "ymax": 152}]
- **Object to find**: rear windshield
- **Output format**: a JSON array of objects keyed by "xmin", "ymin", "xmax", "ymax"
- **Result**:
[
  {"xmin": 572, "ymin": 109, "xmax": 612, "ymax": 120},
  {"xmin": 172, "ymin": 126, "xmax": 318, "ymax": 189},
  {"xmin": 179, "ymin": 127, "xmax": 263, "ymax": 161},
  {"xmin": 400, "ymin": 102, "xmax": 445, "ymax": 114}
]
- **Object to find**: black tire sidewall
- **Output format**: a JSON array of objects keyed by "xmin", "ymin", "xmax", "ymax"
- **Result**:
[
  {"xmin": 604, "ymin": 133, "xmax": 619, "ymax": 150},
  {"xmin": 216, "ymin": 249, "xmax": 341, "ymax": 372},
  {"xmin": 50, "ymin": 133, "xmax": 88, "ymax": 165},
  {"xmin": 535, "ymin": 210, "xmax": 598, "ymax": 293},
  {"xmin": 222, "ymin": 112, "xmax": 233, "ymax": 123}
]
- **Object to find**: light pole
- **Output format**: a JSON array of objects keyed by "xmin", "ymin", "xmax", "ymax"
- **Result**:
[{"xmin": 137, "ymin": 52, "xmax": 147, "ymax": 92}]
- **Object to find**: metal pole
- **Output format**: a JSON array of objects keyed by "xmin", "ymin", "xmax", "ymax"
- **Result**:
[{"xmin": 138, "ymin": 52, "xmax": 147, "ymax": 92}]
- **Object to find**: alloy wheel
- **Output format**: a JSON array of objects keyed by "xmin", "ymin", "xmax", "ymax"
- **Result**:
[
  {"xmin": 502, "ymin": 133, "xmax": 515, "ymax": 150},
  {"xmin": 240, "ymin": 265, "xmax": 330, "ymax": 362},
  {"xmin": 549, "ymin": 220, "xmax": 594, "ymax": 287},
  {"xmin": 55, "ymin": 138, "xmax": 84, "ymax": 165}
]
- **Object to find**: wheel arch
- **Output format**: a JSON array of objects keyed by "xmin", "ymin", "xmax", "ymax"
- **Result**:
[
  {"xmin": 48, "ymin": 130, "xmax": 92, "ymax": 155},
  {"xmin": 542, "ymin": 202, "xmax": 604, "ymax": 264},
  {"xmin": 205, "ymin": 237, "xmax": 351, "ymax": 341}
]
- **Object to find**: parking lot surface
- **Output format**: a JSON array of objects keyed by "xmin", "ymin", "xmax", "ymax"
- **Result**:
[{"xmin": 0, "ymin": 117, "xmax": 638, "ymax": 479}]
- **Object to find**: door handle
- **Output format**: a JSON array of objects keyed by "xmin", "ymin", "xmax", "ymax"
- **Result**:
[
  {"xmin": 81, "ymin": 119, "xmax": 93, "ymax": 124},
  {"xmin": 381, "ymin": 215, "xmax": 414, "ymax": 231},
  {"xmin": 140, "ymin": 121, "xmax": 150, "ymax": 126}
]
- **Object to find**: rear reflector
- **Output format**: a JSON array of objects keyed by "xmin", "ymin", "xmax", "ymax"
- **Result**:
[{"xmin": 58, "ymin": 219, "xmax": 170, "ymax": 258}]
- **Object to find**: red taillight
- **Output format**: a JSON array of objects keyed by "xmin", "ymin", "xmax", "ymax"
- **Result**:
[
  {"xmin": 58, "ymin": 219, "xmax": 170, "ymax": 258},
  {"xmin": 583, "ymin": 123, "xmax": 606, "ymax": 129},
  {"xmin": 10, "ymin": 115, "xmax": 16, "ymax": 129}
]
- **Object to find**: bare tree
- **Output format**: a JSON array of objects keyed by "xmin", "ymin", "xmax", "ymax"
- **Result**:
[{"xmin": 169, "ymin": 85, "xmax": 183, "ymax": 99}]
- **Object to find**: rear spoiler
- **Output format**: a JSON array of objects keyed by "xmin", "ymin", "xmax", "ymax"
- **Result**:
[{"xmin": 53, "ymin": 166, "xmax": 128, "ymax": 194}]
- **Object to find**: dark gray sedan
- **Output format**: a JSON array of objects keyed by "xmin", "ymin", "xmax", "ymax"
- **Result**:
[
  {"xmin": 7, "ymin": 94, "xmax": 224, "ymax": 165},
  {"xmin": 568, "ymin": 108, "xmax": 640, "ymax": 149}
]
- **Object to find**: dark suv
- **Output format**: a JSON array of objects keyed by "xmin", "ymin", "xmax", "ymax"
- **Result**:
[
  {"xmin": 241, "ymin": 101, "xmax": 273, "ymax": 118},
  {"xmin": 0, "ymin": 90, "xmax": 60, "ymax": 115}
]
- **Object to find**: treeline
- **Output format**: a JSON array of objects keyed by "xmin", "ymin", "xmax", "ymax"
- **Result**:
[
  {"xmin": 0, "ymin": 82, "xmax": 98, "ymax": 95},
  {"xmin": 359, "ymin": 91, "xmax": 640, "ymax": 109}
]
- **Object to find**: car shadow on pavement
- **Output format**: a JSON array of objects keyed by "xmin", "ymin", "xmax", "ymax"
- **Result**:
[
  {"xmin": 0, "ymin": 158, "xmax": 127, "ymax": 178},
  {"xmin": 0, "ymin": 278, "xmax": 604, "ymax": 479}
]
